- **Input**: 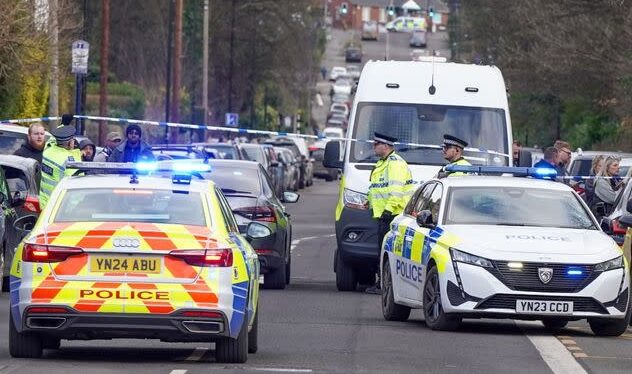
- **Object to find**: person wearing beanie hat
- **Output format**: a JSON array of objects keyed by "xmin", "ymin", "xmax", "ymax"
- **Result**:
[
  {"xmin": 108, "ymin": 124, "xmax": 154, "ymax": 163},
  {"xmin": 79, "ymin": 138, "xmax": 96, "ymax": 161},
  {"xmin": 39, "ymin": 125, "xmax": 82, "ymax": 209}
]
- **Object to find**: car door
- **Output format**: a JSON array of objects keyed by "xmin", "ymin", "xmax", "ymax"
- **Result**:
[{"xmin": 388, "ymin": 183, "xmax": 435, "ymax": 302}]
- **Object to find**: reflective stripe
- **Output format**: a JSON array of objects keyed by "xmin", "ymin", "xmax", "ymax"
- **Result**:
[{"xmin": 43, "ymin": 156, "xmax": 65, "ymax": 171}]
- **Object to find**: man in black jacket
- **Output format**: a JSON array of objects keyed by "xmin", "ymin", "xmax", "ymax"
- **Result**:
[
  {"xmin": 13, "ymin": 123, "xmax": 46, "ymax": 164},
  {"xmin": 108, "ymin": 124, "xmax": 154, "ymax": 163}
]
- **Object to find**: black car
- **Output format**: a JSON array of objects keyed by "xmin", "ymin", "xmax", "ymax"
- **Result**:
[
  {"xmin": 206, "ymin": 160, "xmax": 299, "ymax": 289},
  {"xmin": 239, "ymin": 143, "xmax": 285, "ymax": 198},
  {"xmin": 345, "ymin": 47, "xmax": 362, "ymax": 63},
  {"xmin": 263, "ymin": 138, "xmax": 309, "ymax": 189}
]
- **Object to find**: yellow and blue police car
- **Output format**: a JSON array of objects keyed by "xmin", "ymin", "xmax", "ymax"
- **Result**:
[
  {"xmin": 9, "ymin": 162, "xmax": 261, "ymax": 362},
  {"xmin": 380, "ymin": 166, "xmax": 631, "ymax": 336}
]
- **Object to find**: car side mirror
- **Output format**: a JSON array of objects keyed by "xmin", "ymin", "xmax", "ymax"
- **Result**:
[
  {"xmin": 619, "ymin": 214, "xmax": 632, "ymax": 230},
  {"xmin": 600, "ymin": 217, "xmax": 612, "ymax": 233},
  {"xmin": 11, "ymin": 191, "xmax": 26, "ymax": 208},
  {"xmin": 246, "ymin": 222, "xmax": 272, "ymax": 239},
  {"xmin": 416, "ymin": 210, "xmax": 435, "ymax": 229},
  {"xmin": 282, "ymin": 191, "xmax": 300, "ymax": 203},
  {"xmin": 13, "ymin": 214, "xmax": 38, "ymax": 240},
  {"xmin": 323, "ymin": 141, "xmax": 343, "ymax": 169}
]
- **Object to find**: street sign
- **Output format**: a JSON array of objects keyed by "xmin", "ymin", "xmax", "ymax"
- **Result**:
[
  {"xmin": 225, "ymin": 112, "xmax": 239, "ymax": 127},
  {"xmin": 71, "ymin": 40, "xmax": 90, "ymax": 75}
]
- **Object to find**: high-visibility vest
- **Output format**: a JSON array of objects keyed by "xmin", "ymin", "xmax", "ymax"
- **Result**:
[
  {"xmin": 39, "ymin": 144, "xmax": 81, "ymax": 209},
  {"xmin": 445, "ymin": 158, "xmax": 472, "ymax": 177},
  {"xmin": 368, "ymin": 151, "xmax": 414, "ymax": 218}
]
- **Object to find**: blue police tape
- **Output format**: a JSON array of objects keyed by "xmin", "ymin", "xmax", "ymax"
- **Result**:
[{"xmin": 1, "ymin": 114, "xmax": 510, "ymax": 158}]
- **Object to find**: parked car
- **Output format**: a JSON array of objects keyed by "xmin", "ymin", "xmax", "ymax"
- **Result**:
[
  {"xmin": 346, "ymin": 65, "xmax": 361, "ymax": 81},
  {"xmin": 239, "ymin": 143, "xmax": 284, "ymax": 198},
  {"xmin": 333, "ymin": 78, "xmax": 353, "ymax": 96},
  {"xmin": 275, "ymin": 147, "xmax": 300, "ymax": 192},
  {"xmin": 329, "ymin": 66, "xmax": 347, "ymax": 81},
  {"xmin": 331, "ymin": 93, "xmax": 352, "ymax": 107},
  {"xmin": 323, "ymin": 126, "xmax": 345, "ymax": 139},
  {"xmin": 194, "ymin": 142, "xmax": 247, "ymax": 160},
  {"xmin": 326, "ymin": 117, "xmax": 346, "ymax": 129},
  {"xmin": 409, "ymin": 30, "xmax": 427, "ymax": 48},
  {"xmin": 567, "ymin": 152, "xmax": 632, "ymax": 196},
  {"xmin": 265, "ymin": 137, "xmax": 312, "ymax": 189},
  {"xmin": 151, "ymin": 144, "xmax": 207, "ymax": 160},
  {"xmin": 410, "ymin": 49, "xmax": 429, "ymax": 61},
  {"xmin": 329, "ymin": 103, "xmax": 349, "ymax": 118},
  {"xmin": 361, "ymin": 20, "xmax": 379, "ymax": 40},
  {"xmin": 205, "ymin": 160, "xmax": 298, "ymax": 289},
  {"xmin": 345, "ymin": 47, "xmax": 362, "ymax": 63},
  {"xmin": 310, "ymin": 141, "xmax": 338, "ymax": 182}
]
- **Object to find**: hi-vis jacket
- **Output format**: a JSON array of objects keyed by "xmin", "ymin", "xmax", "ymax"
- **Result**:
[
  {"xmin": 444, "ymin": 157, "xmax": 471, "ymax": 177},
  {"xmin": 368, "ymin": 151, "xmax": 414, "ymax": 218},
  {"xmin": 39, "ymin": 144, "xmax": 81, "ymax": 209}
]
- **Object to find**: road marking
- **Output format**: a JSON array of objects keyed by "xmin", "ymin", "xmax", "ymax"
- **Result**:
[
  {"xmin": 170, "ymin": 370, "xmax": 187, "ymax": 374},
  {"xmin": 291, "ymin": 234, "xmax": 336, "ymax": 253},
  {"xmin": 517, "ymin": 321, "xmax": 587, "ymax": 374},
  {"xmin": 184, "ymin": 347, "xmax": 209, "ymax": 362},
  {"xmin": 251, "ymin": 368, "xmax": 312, "ymax": 373}
]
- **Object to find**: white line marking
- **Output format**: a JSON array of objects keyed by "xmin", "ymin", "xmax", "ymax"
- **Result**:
[
  {"xmin": 184, "ymin": 347, "xmax": 208, "ymax": 362},
  {"xmin": 170, "ymin": 370, "xmax": 188, "ymax": 374},
  {"xmin": 290, "ymin": 234, "xmax": 336, "ymax": 253},
  {"xmin": 517, "ymin": 321, "xmax": 587, "ymax": 374},
  {"xmin": 251, "ymin": 368, "xmax": 312, "ymax": 373}
]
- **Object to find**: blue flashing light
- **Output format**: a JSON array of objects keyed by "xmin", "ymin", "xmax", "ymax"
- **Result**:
[
  {"xmin": 566, "ymin": 269, "xmax": 583, "ymax": 276},
  {"xmin": 135, "ymin": 162, "xmax": 158, "ymax": 171},
  {"xmin": 443, "ymin": 165, "xmax": 559, "ymax": 179},
  {"xmin": 532, "ymin": 167, "xmax": 557, "ymax": 180},
  {"xmin": 172, "ymin": 162, "xmax": 211, "ymax": 173}
]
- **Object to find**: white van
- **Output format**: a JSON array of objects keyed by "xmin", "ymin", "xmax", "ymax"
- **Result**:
[{"xmin": 323, "ymin": 59, "xmax": 513, "ymax": 291}]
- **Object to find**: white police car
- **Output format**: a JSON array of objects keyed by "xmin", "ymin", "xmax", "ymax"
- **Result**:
[{"xmin": 380, "ymin": 166, "xmax": 631, "ymax": 336}]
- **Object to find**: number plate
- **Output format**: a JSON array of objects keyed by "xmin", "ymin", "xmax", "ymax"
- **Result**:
[
  {"xmin": 516, "ymin": 300, "xmax": 573, "ymax": 315},
  {"xmin": 90, "ymin": 255, "xmax": 161, "ymax": 274}
]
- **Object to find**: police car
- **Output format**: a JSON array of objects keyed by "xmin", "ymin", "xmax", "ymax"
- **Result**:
[
  {"xmin": 380, "ymin": 166, "xmax": 631, "ymax": 336},
  {"xmin": 9, "ymin": 162, "xmax": 260, "ymax": 362}
]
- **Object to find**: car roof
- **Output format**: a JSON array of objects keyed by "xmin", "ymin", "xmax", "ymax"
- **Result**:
[
  {"xmin": 61, "ymin": 174, "xmax": 215, "ymax": 193},
  {"xmin": 0, "ymin": 154, "xmax": 40, "ymax": 169},
  {"xmin": 571, "ymin": 151, "xmax": 632, "ymax": 160},
  {"xmin": 435, "ymin": 176, "xmax": 574, "ymax": 192}
]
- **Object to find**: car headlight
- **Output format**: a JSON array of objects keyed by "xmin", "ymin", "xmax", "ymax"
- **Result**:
[
  {"xmin": 593, "ymin": 256, "xmax": 623, "ymax": 272},
  {"xmin": 343, "ymin": 188, "xmax": 368, "ymax": 210},
  {"xmin": 450, "ymin": 248, "xmax": 493, "ymax": 268}
]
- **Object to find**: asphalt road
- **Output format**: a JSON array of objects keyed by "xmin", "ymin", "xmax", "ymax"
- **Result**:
[{"xmin": 0, "ymin": 180, "xmax": 631, "ymax": 373}]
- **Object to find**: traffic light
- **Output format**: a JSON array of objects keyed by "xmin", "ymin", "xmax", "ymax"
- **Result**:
[
  {"xmin": 340, "ymin": 3, "xmax": 348, "ymax": 15},
  {"xmin": 429, "ymin": 7, "xmax": 434, "ymax": 17},
  {"xmin": 387, "ymin": 6, "xmax": 395, "ymax": 16}
]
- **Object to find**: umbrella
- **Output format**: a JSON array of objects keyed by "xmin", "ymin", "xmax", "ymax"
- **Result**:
[{"xmin": 402, "ymin": 0, "xmax": 422, "ymax": 11}]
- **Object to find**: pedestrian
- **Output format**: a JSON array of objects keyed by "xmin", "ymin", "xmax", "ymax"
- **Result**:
[
  {"xmin": 79, "ymin": 138, "xmax": 96, "ymax": 161},
  {"xmin": 320, "ymin": 66, "xmax": 327, "ymax": 80},
  {"xmin": 365, "ymin": 132, "xmax": 414, "ymax": 294},
  {"xmin": 108, "ymin": 124, "xmax": 154, "ymax": 163},
  {"xmin": 533, "ymin": 147, "xmax": 559, "ymax": 171},
  {"xmin": 93, "ymin": 131, "xmax": 122, "ymax": 162},
  {"xmin": 553, "ymin": 140, "xmax": 572, "ymax": 180},
  {"xmin": 438, "ymin": 134, "xmax": 471, "ymax": 177},
  {"xmin": 39, "ymin": 125, "xmax": 82, "ymax": 209},
  {"xmin": 329, "ymin": 86, "xmax": 334, "ymax": 101},
  {"xmin": 512, "ymin": 140, "xmax": 522, "ymax": 167},
  {"xmin": 584, "ymin": 155, "xmax": 604, "ymax": 206},
  {"xmin": 13, "ymin": 123, "xmax": 46, "ymax": 164},
  {"xmin": 592, "ymin": 155, "xmax": 624, "ymax": 219}
]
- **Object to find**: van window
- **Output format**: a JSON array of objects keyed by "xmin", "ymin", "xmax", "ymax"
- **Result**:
[{"xmin": 350, "ymin": 102, "xmax": 508, "ymax": 166}]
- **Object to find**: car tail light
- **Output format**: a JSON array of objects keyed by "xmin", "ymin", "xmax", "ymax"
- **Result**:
[
  {"xmin": 612, "ymin": 219, "xmax": 627, "ymax": 235},
  {"xmin": 168, "ymin": 248, "xmax": 233, "ymax": 267},
  {"xmin": 23, "ymin": 195, "xmax": 41, "ymax": 213},
  {"xmin": 234, "ymin": 206, "xmax": 276, "ymax": 222},
  {"xmin": 26, "ymin": 306, "xmax": 72, "ymax": 314},
  {"xmin": 178, "ymin": 310, "xmax": 223, "ymax": 318},
  {"xmin": 23, "ymin": 243, "xmax": 83, "ymax": 263}
]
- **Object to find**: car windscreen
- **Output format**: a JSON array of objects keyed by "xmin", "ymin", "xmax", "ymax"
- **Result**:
[
  {"xmin": 0, "ymin": 133, "xmax": 26, "ymax": 155},
  {"xmin": 153, "ymin": 149, "xmax": 203, "ymax": 160},
  {"xmin": 444, "ymin": 187, "xmax": 596, "ymax": 229},
  {"xmin": 242, "ymin": 146, "xmax": 264, "ymax": 163},
  {"xmin": 205, "ymin": 146, "xmax": 238, "ymax": 159},
  {"xmin": 351, "ymin": 102, "xmax": 509, "ymax": 166},
  {"xmin": 569, "ymin": 158, "xmax": 592, "ymax": 176},
  {"xmin": 207, "ymin": 167, "xmax": 260, "ymax": 195},
  {"xmin": 54, "ymin": 188, "xmax": 207, "ymax": 226}
]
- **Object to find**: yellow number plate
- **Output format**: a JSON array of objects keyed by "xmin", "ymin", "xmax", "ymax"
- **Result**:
[{"xmin": 90, "ymin": 256, "xmax": 161, "ymax": 274}]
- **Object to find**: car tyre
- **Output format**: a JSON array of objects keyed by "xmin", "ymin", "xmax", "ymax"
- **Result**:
[
  {"xmin": 382, "ymin": 258, "xmax": 411, "ymax": 321},
  {"xmin": 588, "ymin": 298, "xmax": 631, "ymax": 336},
  {"xmin": 423, "ymin": 266, "xmax": 461, "ymax": 331},
  {"xmin": 325, "ymin": 174, "xmax": 334, "ymax": 182},
  {"xmin": 263, "ymin": 261, "xmax": 286, "ymax": 290},
  {"xmin": 9, "ymin": 310, "xmax": 43, "ymax": 358},
  {"xmin": 215, "ymin": 313, "xmax": 248, "ymax": 363},
  {"xmin": 285, "ymin": 253, "xmax": 291, "ymax": 285},
  {"xmin": 335, "ymin": 249, "xmax": 357, "ymax": 291},
  {"xmin": 247, "ymin": 307, "xmax": 258, "ymax": 354},
  {"xmin": 541, "ymin": 319, "xmax": 568, "ymax": 330}
]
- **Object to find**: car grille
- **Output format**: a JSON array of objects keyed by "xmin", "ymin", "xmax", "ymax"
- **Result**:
[
  {"xmin": 475, "ymin": 294, "xmax": 608, "ymax": 314},
  {"xmin": 488, "ymin": 261, "xmax": 598, "ymax": 293}
]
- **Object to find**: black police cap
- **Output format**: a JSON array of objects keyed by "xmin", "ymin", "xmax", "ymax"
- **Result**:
[
  {"xmin": 443, "ymin": 134, "xmax": 468, "ymax": 148},
  {"xmin": 50, "ymin": 125, "xmax": 76, "ymax": 142},
  {"xmin": 373, "ymin": 132, "xmax": 397, "ymax": 145}
]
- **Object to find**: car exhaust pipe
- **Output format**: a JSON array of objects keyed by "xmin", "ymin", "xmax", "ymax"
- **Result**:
[
  {"xmin": 26, "ymin": 316, "xmax": 66, "ymax": 329},
  {"xmin": 181, "ymin": 321, "xmax": 223, "ymax": 334}
]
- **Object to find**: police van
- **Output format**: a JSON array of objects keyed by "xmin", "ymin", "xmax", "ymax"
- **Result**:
[{"xmin": 323, "ymin": 59, "xmax": 513, "ymax": 291}]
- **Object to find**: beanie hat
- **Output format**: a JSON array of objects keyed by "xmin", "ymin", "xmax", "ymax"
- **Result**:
[
  {"xmin": 126, "ymin": 124, "xmax": 142, "ymax": 137},
  {"xmin": 61, "ymin": 113, "xmax": 74, "ymax": 126}
]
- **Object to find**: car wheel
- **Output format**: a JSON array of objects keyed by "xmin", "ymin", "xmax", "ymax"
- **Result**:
[
  {"xmin": 285, "ymin": 252, "xmax": 291, "ymax": 285},
  {"xmin": 541, "ymin": 319, "xmax": 568, "ymax": 330},
  {"xmin": 216, "ymin": 312, "xmax": 248, "ymax": 363},
  {"xmin": 325, "ymin": 175, "xmax": 334, "ymax": 182},
  {"xmin": 9, "ymin": 309, "xmax": 43, "ymax": 358},
  {"xmin": 247, "ymin": 307, "xmax": 258, "ymax": 354},
  {"xmin": 335, "ymin": 249, "xmax": 357, "ymax": 291},
  {"xmin": 382, "ymin": 258, "xmax": 411, "ymax": 321},
  {"xmin": 423, "ymin": 266, "xmax": 461, "ymax": 331},
  {"xmin": 263, "ymin": 261, "xmax": 286, "ymax": 290},
  {"xmin": 588, "ymin": 298, "xmax": 631, "ymax": 336}
]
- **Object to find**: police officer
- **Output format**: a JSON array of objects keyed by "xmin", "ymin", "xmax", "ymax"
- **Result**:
[
  {"xmin": 366, "ymin": 132, "xmax": 414, "ymax": 294},
  {"xmin": 439, "ymin": 134, "xmax": 471, "ymax": 177},
  {"xmin": 39, "ymin": 125, "xmax": 82, "ymax": 209}
]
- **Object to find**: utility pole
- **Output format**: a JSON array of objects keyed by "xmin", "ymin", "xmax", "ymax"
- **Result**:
[
  {"xmin": 99, "ymin": 0, "xmax": 110, "ymax": 145},
  {"xmin": 203, "ymin": 0, "xmax": 209, "ymax": 133},
  {"xmin": 48, "ymin": 0, "xmax": 59, "ymax": 119},
  {"xmin": 170, "ymin": 0, "xmax": 183, "ymax": 143},
  {"xmin": 228, "ymin": 0, "xmax": 236, "ymax": 114},
  {"xmin": 386, "ymin": 0, "xmax": 394, "ymax": 60}
]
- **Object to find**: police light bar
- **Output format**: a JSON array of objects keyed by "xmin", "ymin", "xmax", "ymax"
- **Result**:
[
  {"xmin": 66, "ymin": 161, "xmax": 211, "ymax": 177},
  {"xmin": 444, "ymin": 165, "xmax": 558, "ymax": 179}
]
